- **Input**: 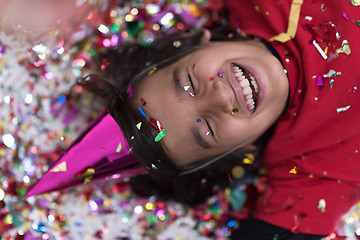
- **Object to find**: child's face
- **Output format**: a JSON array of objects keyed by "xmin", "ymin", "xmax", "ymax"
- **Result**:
[{"xmin": 132, "ymin": 39, "xmax": 289, "ymax": 166}]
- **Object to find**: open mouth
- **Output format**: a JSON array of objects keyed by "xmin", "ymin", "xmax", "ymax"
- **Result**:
[{"xmin": 231, "ymin": 64, "xmax": 260, "ymax": 113}]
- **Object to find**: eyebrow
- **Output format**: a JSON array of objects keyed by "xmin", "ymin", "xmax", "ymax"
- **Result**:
[{"xmin": 191, "ymin": 126, "xmax": 211, "ymax": 149}]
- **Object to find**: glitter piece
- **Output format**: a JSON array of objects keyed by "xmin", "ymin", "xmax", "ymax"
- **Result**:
[
  {"xmin": 329, "ymin": 79, "xmax": 335, "ymax": 89},
  {"xmin": 205, "ymin": 131, "xmax": 210, "ymax": 136},
  {"xmin": 154, "ymin": 129, "xmax": 166, "ymax": 142},
  {"xmin": 50, "ymin": 162, "xmax": 67, "ymax": 172},
  {"xmin": 184, "ymin": 85, "xmax": 190, "ymax": 91},
  {"xmin": 209, "ymin": 76, "xmax": 215, "ymax": 81},
  {"xmin": 351, "ymin": 0, "xmax": 360, "ymax": 6},
  {"xmin": 116, "ymin": 143, "xmax": 122, "ymax": 152},
  {"xmin": 189, "ymin": 92, "xmax": 195, "ymax": 98},
  {"xmin": 343, "ymin": 12, "xmax": 349, "ymax": 20},
  {"xmin": 126, "ymin": 84, "xmax": 134, "ymax": 99},
  {"xmin": 150, "ymin": 117, "xmax": 164, "ymax": 132},
  {"xmin": 232, "ymin": 165, "xmax": 245, "ymax": 178},
  {"xmin": 316, "ymin": 73, "xmax": 324, "ymax": 87},
  {"xmin": 141, "ymin": 98, "xmax": 146, "ymax": 105},
  {"xmin": 312, "ymin": 40, "xmax": 328, "ymax": 60},
  {"xmin": 336, "ymin": 105, "xmax": 350, "ymax": 113},
  {"xmin": 324, "ymin": 69, "xmax": 341, "ymax": 78},
  {"xmin": 173, "ymin": 40, "xmax": 181, "ymax": 48},
  {"xmin": 151, "ymin": 164, "xmax": 158, "ymax": 169},
  {"xmin": 318, "ymin": 199, "xmax": 326, "ymax": 212},
  {"xmin": 148, "ymin": 67, "xmax": 157, "ymax": 75},
  {"xmin": 138, "ymin": 107, "xmax": 147, "ymax": 118},
  {"xmin": 231, "ymin": 108, "xmax": 239, "ymax": 115},
  {"xmin": 77, "ymin": 168, "xmax": 95, "ymax": 184},
  {"xmin": 217, "ymin": 69, "xmax": 225, "ymax": 78},
  {"xmin": 289, "ymin": 166, "xmax": 298, "ymax": 174},
  {"xmin": 197, "ymin": 119, "xmax": 201, "ymax": 123},
  {"xmin": 136, "ymin": 122, "xmax": 142, "ymax": 130},
  {"xmin": 336, "ymin": 40, "xmax": 351, "ymax": 55}
]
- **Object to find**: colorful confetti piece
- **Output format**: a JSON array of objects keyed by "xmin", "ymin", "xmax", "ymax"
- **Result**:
[
  {"xmin": 116, "ymin": 143, "xmax": 122, "ymax": 153},
  {"xmin": 336, "ymin": 105, "xmax": 350, "ymax": 113},
  {"xmin": 138, "ymin": 107, "xmax": 147, "ymax": 118},
  {"xmin": 289, "ymin": 166, "xmax": 298, "ymax": 174},
  {"xmin": 154, "ymin": 129, "xmax": 166, "ymax": 142}
]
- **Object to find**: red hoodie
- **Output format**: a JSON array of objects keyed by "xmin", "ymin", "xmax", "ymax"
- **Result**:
[{"xmin": 226, "ymin": 0, "xmax": 360, "ymax": 235}]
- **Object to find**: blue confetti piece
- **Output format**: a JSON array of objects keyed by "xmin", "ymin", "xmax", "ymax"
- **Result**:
[
  {"xmin": 139, "ymin": 107, "xmax": 146, "ymax": 118},
  {"xmin": 197, "ymin": 119, "xmax": 201, "ymax": 123}
]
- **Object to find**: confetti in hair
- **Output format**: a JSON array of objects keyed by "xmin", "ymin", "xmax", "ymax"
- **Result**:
[
  {"xmin": 126, "ymin": 84, "xmax": 134, "ymax": 99},
  {"xmin": 148, "ymin": 67, "xmax": 157, "ymax": 75}
]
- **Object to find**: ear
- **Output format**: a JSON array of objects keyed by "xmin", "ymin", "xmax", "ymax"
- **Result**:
[{"xmin": 199, "ymin": 29, "xmax": 211, "ymax": 46}]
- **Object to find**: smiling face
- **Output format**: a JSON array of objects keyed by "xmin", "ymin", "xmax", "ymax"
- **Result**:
[{"xmin": 131, "ymin": 37, "xmax": 289, "ymax": 166}]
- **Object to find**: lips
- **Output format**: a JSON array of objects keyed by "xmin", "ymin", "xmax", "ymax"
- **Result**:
[{"xmin": 230, "ymin": 63, "xmax": 260, "ymax": 114}]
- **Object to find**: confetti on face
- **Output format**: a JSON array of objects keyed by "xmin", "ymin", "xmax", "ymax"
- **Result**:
[
  {"xmin": 189, "ymin": 92, "xmax": 195, "ymax": 98},
  {"xmin": 217, "ymin": 69, "xmax": 225, "ymax": 78},
  {"xmin": 154, "ymin": 129, "xmax": 166, "ymax": 142},
  {"xmin": 116, "ymin": 143, "xmax": 122, "ymax": 152},
  {"xmin": 176, "ymin": 76, "xmax": 181, "ymax": 81},
  {"xmin": 289, "ymin": 166, "xmax": 298, "ymax": 174},
  {"xmin": 126, "ymin": 84, "xmax": 134, "ymax": 99},
  {"xmin": 336, "ymin": 105, "xmax": 350, "ymax": 113},
  {"xmin": 138, "ymin": 107, "xmax": 147, "ymax": 118},
  {"xmin": 148, "ymin": 67, "xmax": 157, "ymax": 75},
  {"xmin": 316, "ymin": 74, "xmax": 324, "ymax": 87},
  {"xmin": 184, "ymin": 85, "xmax": 190, "ymax": 91},
  {"xmin": 197, "ymin": 119, "xmax": 201, "ymax": 123},
  {"xmin": 231, "ymin": 108, "xmax": 239, "ymax": 115},
  {"xmin": 318, "ymin": 199, "xmax": 326, "ymax": 212},
  {"xmin": 209, "ymin": 76, "xmax": 215, "ymax": 81},
  {"xmin": 141, "ymin": 98, "xmax": 146, "ymax": 106},
  {"xmin": 150, "ymin": 117, "xmax": 164, "ymax": 132},
  {"xmin": 205, "ymin": 131, "xmax": 210, "ymax": 136}
]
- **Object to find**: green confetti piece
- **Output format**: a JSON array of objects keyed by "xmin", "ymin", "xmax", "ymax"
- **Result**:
[
  {"xmin": 116, "ymin": 143, "xmax": 122, "ymax": 153},
  {"xmin": 154, "ymin": 129, "xmax": 166, "ymax": 142}
]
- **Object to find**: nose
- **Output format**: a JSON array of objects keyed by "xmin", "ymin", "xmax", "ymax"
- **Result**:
[{"xmin": 196, "ymin": 79, "xmax": 232, "ymax": 114}]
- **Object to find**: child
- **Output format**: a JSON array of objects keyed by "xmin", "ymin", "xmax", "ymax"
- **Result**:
[{"xmin": 26, "ymin": 0, "xmax": 360, "ymax": 239}]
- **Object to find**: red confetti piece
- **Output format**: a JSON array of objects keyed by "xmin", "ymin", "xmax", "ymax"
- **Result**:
[
  {"xmin": 141, "ymin": 98, "xmax": 146, "ymax": 106},
  {"xmin": 228, "ymin": 173, "xmax": 233, "ymax": 183},
  {"xmin": 209, "ymin": 76, "xmax": 215, "ymax": 81},
  {"xmin": 150, "ymin": 117, "xmax": 164, "ymax": 132}
]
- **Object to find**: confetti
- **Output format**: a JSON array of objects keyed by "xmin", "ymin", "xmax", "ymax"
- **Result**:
[
  {"xmin": 351, "ymin": 0, "xmax": 360, "ymax": 6},
  {"xmin": 330, "ymin": 79, "xmax": 335, "ymax": 89},
  {"xmin": 173, "ymin": 40, "xmax": 181, "ymax": 48},
  {"xmin": 336, "ymin": 40, "xmax": 351, "ymax": 55},
  {"xmin": 336, "ymin": 105, "xmax": 350, "ymax": 113},
  {"xmin": 318, "ymin": 199, "xmax": 326, "ymax": 212},
  {"xmin": 77, "ymin": 168, "xmax": 95, "ymax": 184},
  {"xmin": 231, "ymin": 108, "xmax": 239, "ymax": 115},
  {"xmin": 136, "ymin": 122, "xmax": 142, "ymax": 130},
  {"xmin": 148, "ymin": 67, "xmax": 157, "ymax": 75},
  {"xmin": 184, "ymin": 85, "xmax": 190, "ymax": 91},
  {"xmin": 312, "ymin": 40, "xmax": 328, "ymax": 60},
  {"xmin": 316, "ymin": 73, "xmax": 324, "ymax": 87},
  {"xmin": 189, "ymin": 92, "xmax": 195, "ymax": 97},
  {"xmin": 232, "ymin": 166, "xmax": 245, "ymax": 178},
  {"xmin": 197, "ymin": 119, "xmax": 202, "ymax": 123},
  {"xmin": 324, "ymin": 69, "xmax": 341, "ymax": 78},
  {"xmin": 150, "ymin": 117, "xmax": 164, "ymax": 132},
  {"xmin": 141, "ymin": 98, "xmax": 146, "ymax": 105},
  {"xmin": 243, "ymin": 153, "xmax": 255, "ymax": 164},
  {"xmin": 116, "ymin": 143, "xmax": 122, "ymax": 152},
  {"xmin": 289, "ymin": 166, "xmax": 298, "ymax": 174},
  {"xmin": 138, "ymin": 107, "xmax": 147, "ymax": 118},
  {"xmin": 50, "ymin": 162, "xmax": 67, "ymax": 172},
  {"xmin": 209, "ymin": 76, "xmax": 215, "ymax": 81},
  {"xmin": 154, "ymin": 129, "xmax": 166, "ymax": 142},
  {"xmin": 126, "ymin": 84, "xmax": 134, "ymax": 99},
  {"xmin": 343, "ymin": 12, "xmax": 349, "ymax": 20},
  {"xmin": 217, "ymin": 69, "xmax": 225, "ymax": 78}
]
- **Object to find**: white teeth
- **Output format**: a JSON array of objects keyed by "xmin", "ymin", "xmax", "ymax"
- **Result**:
[{"xmin": 232, "ymin": 65, "xmax": 258, "ymax": 112}]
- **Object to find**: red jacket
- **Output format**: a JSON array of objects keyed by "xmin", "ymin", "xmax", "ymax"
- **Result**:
[{"xmin": 226, "ymin": 0, "xmax": 360, "ymax": 235}]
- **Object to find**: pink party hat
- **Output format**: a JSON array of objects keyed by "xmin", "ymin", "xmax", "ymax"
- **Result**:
[{"xmin": 24, "ymin": 109, "xmax": 146, "ymax": 198}]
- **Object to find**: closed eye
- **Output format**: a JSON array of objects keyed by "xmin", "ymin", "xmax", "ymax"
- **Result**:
[
  {"xmin": 204, "ymin": 118, "xmax": 214, "ymax": 136},
  {"xmin": 188, "ymin": 74, "xmax": 196, "ymax": 93}
]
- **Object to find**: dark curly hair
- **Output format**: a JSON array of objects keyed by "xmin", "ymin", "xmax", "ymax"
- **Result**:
[{"xmin": 77, "ymin": 27, "xmax": 265, "ymax": 206}]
